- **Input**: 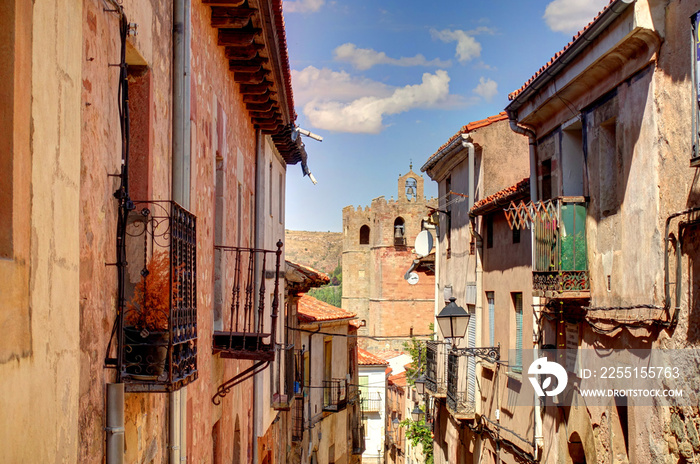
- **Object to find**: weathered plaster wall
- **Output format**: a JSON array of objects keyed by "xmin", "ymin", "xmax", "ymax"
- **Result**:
[{"xmin": 0, "ymin": 1, "xmax": 83, "ymax": 462}]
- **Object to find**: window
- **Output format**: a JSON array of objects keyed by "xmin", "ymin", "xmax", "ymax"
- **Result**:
[
  {"xmin": 486, "ymin": 214, "xmax": 493, "ymax": 249},
  {"xmin": 445, "ymin": 177, "xmax": 452, "ymax": 257},
  {"xmin": 512, "ymin": 227, "xmax": 520, "ymax": 244},
  {"xmin": 692, "ymin": 11, "xmax": 700, "ymax": 166},
  {"xmin": 512, "ymin": 293, "xmax": 523, "ymax": 374},
  {"xmin": 359, "ymin": 225, "xmax": 370, "ymax": 245},
  {"xmin": 487, "ymin": 292, "xmax": 495, "ymax": 347}
]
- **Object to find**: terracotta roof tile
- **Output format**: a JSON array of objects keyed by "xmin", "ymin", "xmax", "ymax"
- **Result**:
[
  {"xmin": 424, "ymin": 112, "xmax": 508, "ymax": 169},
  {"xmin": 470, "ymin": 178, "xmax": 529, "ymax": 215},
  {"xmin": 286, "ymin": 260, "xmax": 330, "ymax": 294},
  {"xmin": 297, "ymin": 294, "xmax": 356, "ymax": 323},
  {"xmin": 358, "ymin": 348, "xmax": 389, "ymax": 366},
  {"xmin": 388, "ymin": 371, "xmax": 407, "ymax": 387},
  {"xmin": 508, "ymin": 0, "xmax": 615, "ymax": 101},
  {"xmin": 274, "ymin": 0, "xmax": 296, "ymax": 121}
]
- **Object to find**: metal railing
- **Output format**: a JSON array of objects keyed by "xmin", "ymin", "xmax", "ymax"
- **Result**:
[
  {"xmin": 361, "ymin": 393, "xmax": 383, "ymax": 412},
  {"xmin": 118, "ymin": 201, "xmax": 198, "ymax": 392},
  {"xmin": 446, "ymin": 353, "xmax": 474, "ymax": 419},
  {"xmin": 533, "ymin": 197, "xmax": 589, "ymax": 295},
  {"xmin": 323, "ymin": 378, "xmax": 348, "ymax": 412},
  {"xmin": 211, "ymin": 242, "xmax": 283, "ymax": 360},
  {"xmin": 292, "ymin": 395, "xmax": 304, "ymax": 442},
  {"xmin": 425, "ymin": 341, "xmax": 447, "ymax": 395}
]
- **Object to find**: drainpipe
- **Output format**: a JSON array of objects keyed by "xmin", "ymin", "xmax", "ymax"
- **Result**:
[
  {"xmin": 506, "ymin": 112, "xmax": 543, "ymax": 459},
  {"xmin": 253, "ymin": 129, "xmax": 263, "ymax": 464},
  {"xmin": 171, "ymin": 0, "xmax": 190, "ymax": 462},
  {"xmin": 106, "ymin": 383, "xmax": 125, "ymax": 464}
]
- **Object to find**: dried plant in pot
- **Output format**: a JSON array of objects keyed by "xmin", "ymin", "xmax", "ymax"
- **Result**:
[{"xmin": 123, "ymin": 251, "xmax": 178, "ymax": 379}]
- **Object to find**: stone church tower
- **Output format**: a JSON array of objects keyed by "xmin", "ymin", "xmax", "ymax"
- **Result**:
[{"xmin": 342, "ymin": 165, "xmax": 437, "ymax": 352}]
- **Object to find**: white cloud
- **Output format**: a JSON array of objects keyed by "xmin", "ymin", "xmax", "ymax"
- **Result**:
[
  {"xmin": 333, "ymin": 43, "xmax": 451, "ymax": 71},
  {"xmin": 302, "ymin": 70, "xmax": 452, "ymax": 134},
  {"xmin": 291, "ymin": 66, "xmax": 393, "ymax": 107},
  {"xmin": 473, "ymin": 77, "xmax": 498, "ymax": 102},
  {"xmin": 430, "ymin": 28, "xmax": 494, "ymax": 63},
  {"xmin": 543, "ymin": 0, "xmax": 609, "ymax": 34},
  {"xmin": 284, "ymin": 0, "xmax": 324, "ymax": 13}
]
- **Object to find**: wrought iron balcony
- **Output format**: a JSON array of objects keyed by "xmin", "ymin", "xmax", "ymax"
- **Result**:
[
  {"xmin": 446, "ymin": 353, "xmax": 474, "ymax": 420},
  {"xmin": 322, "ymin": 378, "xmax": 348, "ymax": 412},
  {"xmin": 212, "ymin": 242, "xmax": 283, "ymax": 361},
  {"xmin": 351, "ymin": 424, "xmax": 366, "ymax": 455},
  {"xmin": 425, "ymin": 341, "xmax": 447, "ymax": 396},
  {"xmin": 292, "ymin": 395, "xmax": 304, "ymax": 442},
  {"xmin": 117, "ymin": 201, "xmax": 198, "ymax": 392},
  {"xmin": 361, "ymin": 392, "xmax": 383, "ymax": 412},
  {"xmin": 533, "ymin": 197, "xmax": 589, "ymax": 298}
]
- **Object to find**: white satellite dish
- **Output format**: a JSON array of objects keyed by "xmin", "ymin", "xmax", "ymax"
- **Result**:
[
  {"xmin": 414, "ymin": 230, "xmax": 433, "ymax": 257},
  {"xmin": 407, "ymin": 272, "xmax": 419, "ymax": 285}
]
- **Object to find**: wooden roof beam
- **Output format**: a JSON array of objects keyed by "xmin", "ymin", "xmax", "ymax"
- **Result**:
[
  {"xmin": 210, "ymin": 7, "xmax": 256, "ymax": 28},
  {"xmin": 218, "ymin": 28, "xmax": 261, "ymax": 47}
]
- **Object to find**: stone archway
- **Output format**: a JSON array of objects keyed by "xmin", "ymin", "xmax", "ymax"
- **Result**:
[{"xmin": 562, "ymin": 391, "xmax": 598, "ymax": 464}]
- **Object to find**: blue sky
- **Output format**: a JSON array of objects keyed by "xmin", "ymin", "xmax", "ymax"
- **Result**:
[{"xmin": 282, "ymin": 0, "xmax": 609, "ymax": 232}]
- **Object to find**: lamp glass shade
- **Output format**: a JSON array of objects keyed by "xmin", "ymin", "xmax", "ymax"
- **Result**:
[
  {"xmin": 436, "ymin": 297, "xmax": 470, "ymax": 339},
  {"xmin": 392, "ymin": 418, "xmax": 400, "ymax": 432},
  {"xmin": 411, "ymin": 405, "xmax": 424, "ymax": 422},
  {"xmin": 414, "ymin": 375, "xmax": 426, "ymax": 395}
]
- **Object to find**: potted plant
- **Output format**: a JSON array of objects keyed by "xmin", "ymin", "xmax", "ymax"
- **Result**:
[{"xmin": 123, "ymin": 251, "xmax": 176, "ymax": 378}]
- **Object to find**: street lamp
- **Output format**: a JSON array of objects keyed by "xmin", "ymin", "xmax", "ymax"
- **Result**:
[
  {"xmin": 436, "ymin": 297, "xmax": 500, "ymax": 362},
  {"xmin": 414, "ymin": 374, "xmax": 426, "ymax": 396},
  {"xmin": 411, "ymin": 404, "xmax": 424, "ymax": 422},
  {"xmin": 436, "ymin": 297, "xmax": 470, "ymax": 342}
]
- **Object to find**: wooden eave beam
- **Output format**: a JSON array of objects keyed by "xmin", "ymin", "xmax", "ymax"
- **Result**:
[
  {"xmin": 242, "ymin": 91, "xmax": 276, "ymax": 103},
  {"xmin": 225, "ymin": 43, "xmax": 265, "ymax": 60},
  {"xmin": 234, "ymin": 69, "xmax": 271, "ymax": 84},
  {"xmin": 239, "ymin": 80, "xmax": 273, "ymax": 95},
  {"xmin": 210, "ymin": 7, "xmax": 256, "ymax": 28},
  {"xmin": 229, "ymin": 55, "xmax": 268, "ymax": 72},
  {"xmin": 203, "ymin": 0, "xmax": 246, "ymax": 6},
  {"xmin": 246, "ymin": 100, "xmax": 276, "ymax": 112},
  {"xmin": 218, "ymin": 28, "xmax": 262, "ymax": 47}
]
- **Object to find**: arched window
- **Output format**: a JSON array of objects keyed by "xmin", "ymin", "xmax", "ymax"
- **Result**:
[
  {"xmin": 394, "ymin": 217, "xmax": 405, "ymax": 246},
  {"xmin": 359, "ymin": 225, "xmax": 370, "ymax": 245}
]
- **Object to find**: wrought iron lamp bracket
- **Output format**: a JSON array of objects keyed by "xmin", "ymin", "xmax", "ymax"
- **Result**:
[{"xmin": 449, "ymin": 344, "xmax": 500, "ymax": 363}]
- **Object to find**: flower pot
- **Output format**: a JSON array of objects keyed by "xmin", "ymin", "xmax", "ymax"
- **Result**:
[{"xmin": 123, "ymin": 327, "xmax": 168, "ymax": 380}]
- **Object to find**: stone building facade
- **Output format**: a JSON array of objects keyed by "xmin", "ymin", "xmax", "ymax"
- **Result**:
[
  {"xmin": 342, "ymin": 167, "xmax": 437, "ymax": 353},
  {"xmin": 0, "ymin": 1, "xmax": 310, "ymax": 463}
]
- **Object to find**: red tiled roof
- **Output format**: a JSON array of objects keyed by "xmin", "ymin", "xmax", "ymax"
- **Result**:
[
  {"xmin": 424, "ymin": 112, "xmax": 508, "ymax": 169},
  {"xmin": 297, "ymin": 294, "xmax": 356, "ymax": 323},
  {"xmin": 286, "ymin": 260, "xmax": 330, "ymax": 294},
  {"xmin": 358, "ymin": 348, "xmax": 389, "ymax": 366},
  {"xmin": 508, "ymin": 0, "xmax": 616, "ymax": 101},
  {"xmin": 349, "ymin": 319, "xmax": 363, "ymax": 329},
  {"xmin": 470, "ymin": 178, "xmax": 530, "ymax": 215},
  {"xmin": 373, "ymin": 350, "xmax": 406, "ymax": 361},
  {"xmin": 388, "ymin": 371, "xmax": 407, "ymax": 387}
]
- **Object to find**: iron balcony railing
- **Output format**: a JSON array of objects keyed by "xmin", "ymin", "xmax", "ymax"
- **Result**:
[
  {"xmin": 212, "ymin": 242, "xmax": 283, "ymax": 361},
  {"xmin": 292, "ymin": 395, "xmax": 304, "ymax": 442},
  {"xmin": 425, "ymin": 341, "xmax": 447, "ymax": 396},
  {"xmin": 323, "ymin": 378, "xmax": 348, "ymax": 412},
  {"xmin": 446, "ymin": 353, "xmax": 474, "ymax": 419},
  {"xmin": 361, "ymin": 392, "xmax": 383, "ymax": 412},
  {"xmin": 117, "ymin": 201, "xmax": 198, "ymax": 392},
  {"xmin": 533, "ymin": 197, "xmax": 589, "ymax": 296},
  {"xmin": 352, "ymin": 424, "xmax": 366, "ymax": 455}
]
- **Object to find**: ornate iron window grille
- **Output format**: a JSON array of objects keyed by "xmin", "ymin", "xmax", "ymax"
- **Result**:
[
  {"xmin": 116, "ymin": 201, "xmax": 198, "ymax": 392},
  {"xmin": 446, "ymin": 353, "xmax": 474, "ymax": 418},
  {"xmin": 322, "ymin": 378, "xmax": 348, "ymax": 412},
  {"xmin": 425, "ymin": 341, "xmax": 447, "ymax": 395}
]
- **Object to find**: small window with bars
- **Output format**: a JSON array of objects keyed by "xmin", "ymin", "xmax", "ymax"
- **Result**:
[{"xmin": 512, "ymin": 293, "xmax": 523, "ymax": 374}]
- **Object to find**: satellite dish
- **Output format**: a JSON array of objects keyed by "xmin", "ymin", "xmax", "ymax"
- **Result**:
[
  {"xmin": 407, "ymin": 272, "xmax": 420, "ymax": 285},
  {"xmin": 414, "ymin": 230, "xmax": 433, "ymax": 257}
]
